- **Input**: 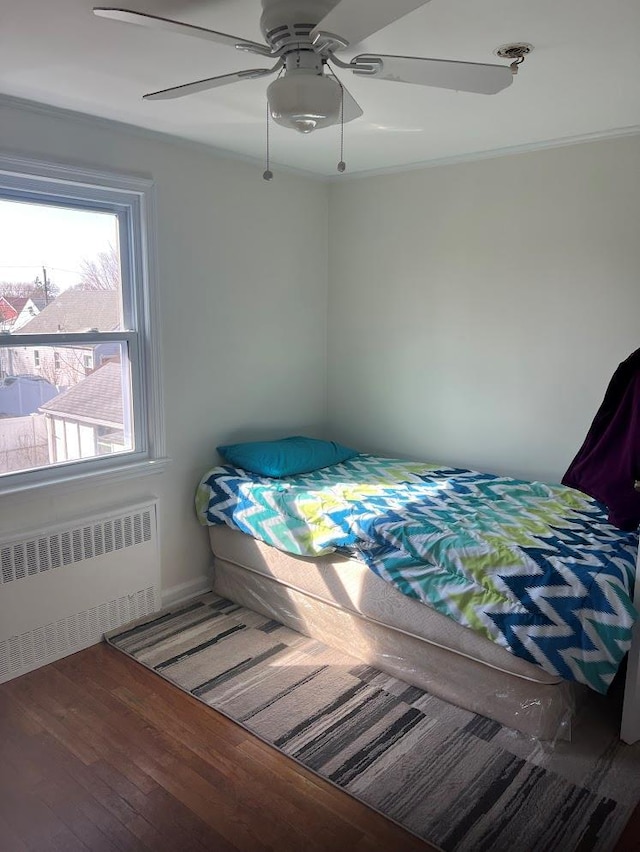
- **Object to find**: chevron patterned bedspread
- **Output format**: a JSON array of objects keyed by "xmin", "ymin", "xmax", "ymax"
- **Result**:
[{"xmin": 196, "ymin": 455, "xmax": 639, "ymax": 693}]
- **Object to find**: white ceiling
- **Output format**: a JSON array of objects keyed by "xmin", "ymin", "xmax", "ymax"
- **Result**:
[{"xmin": 3, "ymin": 0, "xmax": 640, "ymax": 177}]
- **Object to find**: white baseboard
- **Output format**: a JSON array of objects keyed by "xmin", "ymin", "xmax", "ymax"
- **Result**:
[{"xmin": 161, "ymin": 574, "xmax": 212, "ymax": 608}]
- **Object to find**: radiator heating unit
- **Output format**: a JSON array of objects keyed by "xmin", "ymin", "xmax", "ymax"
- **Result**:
[{"xmin": 0, "ymin": 501, "xmax": 160, "ymax": 683}]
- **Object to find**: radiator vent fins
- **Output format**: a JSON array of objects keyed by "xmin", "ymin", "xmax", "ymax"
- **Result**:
[
  {"xmin": 0, "ymin": 509, "xmax": 153, "ymax": 586},
  {"xmin": 0, "ymin": 502, "xmax": 159, "ymax": 685},
  {"xmin": 0, "ymin": 586, "xmax": 157, "ymax": 681}
]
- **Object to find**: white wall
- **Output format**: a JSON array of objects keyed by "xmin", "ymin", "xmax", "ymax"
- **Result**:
[
  {"xmin": 0, "ymin": 99, "xmax": 328, "ymax": 596},
  {"xmin": 327, "ymin": 136, "xmax": 640, "ymax": 483}
]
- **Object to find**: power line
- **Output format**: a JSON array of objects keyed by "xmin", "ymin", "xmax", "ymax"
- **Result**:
[{"xmin": 0, "ymin": 265, "xmax": 83, "ymax": 274}]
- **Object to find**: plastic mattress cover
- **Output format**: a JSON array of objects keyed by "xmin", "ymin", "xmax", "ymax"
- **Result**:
[{"xmin": 212, "ymin": 557, "xmax": 582, "ymax": 744}]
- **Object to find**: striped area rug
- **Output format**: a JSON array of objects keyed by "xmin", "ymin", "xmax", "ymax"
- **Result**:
[{"xmin": 106, "ymin": 593, "xmax": 640, "ymax": 852}]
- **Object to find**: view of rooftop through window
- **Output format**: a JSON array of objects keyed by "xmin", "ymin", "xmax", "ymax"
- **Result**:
[{"xmin": 0, "ymin": 198, "xmax": 133, "ymax": 477}]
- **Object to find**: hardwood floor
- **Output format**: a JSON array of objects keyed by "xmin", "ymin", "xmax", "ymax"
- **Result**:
[
  {"xmin": 0, "ymin": 643, "xmax": 638, "ymax": 852},
  {"xmin": 0, "ymin": 643, "xmax": 432, "ymax": 851}
]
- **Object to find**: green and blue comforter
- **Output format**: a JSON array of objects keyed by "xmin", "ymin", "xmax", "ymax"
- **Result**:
[{"xmin": 196, "ymin": 454, "xmax": 639, "ymax": 693}]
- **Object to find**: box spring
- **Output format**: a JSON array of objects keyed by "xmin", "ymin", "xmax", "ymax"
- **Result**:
[{"xmin": 209, "ymin": 526, "xmax": 581, "ymax": 740}]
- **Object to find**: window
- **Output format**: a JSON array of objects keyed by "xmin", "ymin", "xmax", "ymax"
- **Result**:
[{"xmin": 0, "ymin": 155, "xmax": 164, "ymax": 491}]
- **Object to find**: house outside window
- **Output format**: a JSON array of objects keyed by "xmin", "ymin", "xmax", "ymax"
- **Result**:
[{"xmin": 0, "ymin": 154, "xmax": 164, "ymax": 490}]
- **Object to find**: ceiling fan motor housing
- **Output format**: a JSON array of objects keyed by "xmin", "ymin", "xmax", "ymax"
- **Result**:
[{"xmin": 260, "ymin": 0, "xmax": 337, "ymax": 50}]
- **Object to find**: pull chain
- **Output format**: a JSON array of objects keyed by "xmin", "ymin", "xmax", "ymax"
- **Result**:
[
  {"xmin": 263, "ymin": 99, "xmax": 273, "ymax": 181},
  {"xmin": 337, "ymin": 84, "xmax": 346, "ymax": 174}
]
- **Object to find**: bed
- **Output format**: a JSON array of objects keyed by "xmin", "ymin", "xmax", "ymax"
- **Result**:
[{"xmin": 196, "ymin": 449, "xmax": 640, "ymax": 741}]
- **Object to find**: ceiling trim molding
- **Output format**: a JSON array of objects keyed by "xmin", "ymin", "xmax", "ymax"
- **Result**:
[
  {"xmin": 326, "ymin": 124, "xmax": 640, "ymax": 182},
  {"xmin": 2, "ymin": 93, "xmax": 639, "ymax": 183},
  {"xmin": 0, "ymin": 93, "xmax": 325, "ymax": 182}
]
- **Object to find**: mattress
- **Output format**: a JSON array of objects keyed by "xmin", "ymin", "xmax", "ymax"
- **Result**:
[{"xmin": 209, "ymin": 525, "xmax": 560, "ymax": 686}]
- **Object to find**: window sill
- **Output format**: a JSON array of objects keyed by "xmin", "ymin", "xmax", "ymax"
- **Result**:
[{"xmin": 0, "ymin": 456, "xmax": 170, "ymax": 500}]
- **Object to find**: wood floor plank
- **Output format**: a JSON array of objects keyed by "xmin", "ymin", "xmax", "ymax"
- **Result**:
[
  {"xmin": 3, "ymin": 691, "xmax": 162, "ymax": 849},
  {"xmin": 52, "ymin": 656, "xmax": 168, "ymax": 797},
  {"xmin": 32, "ymin": 773, "xmax": 122, "ymax": 852},
  {"xmin": 5, "ymin": 674, "xmax": 101, "ymax": 767},
  {"xmin": 31, "ymin": 665, "xmax": 271, "ymax": 851},
  {"xmin": 93, "ymin": 758, "xmax": 210, "ymax": 852},
  {"xmin": 0, "ymin": 816, "xmax": 30, "ymax": 852},
  {"xmin": 0, "ymin": 764, "xmax": 89, "ymax": 852},
  {"xmin": 0, "ymin": 690, "xmax": 43, "ymax": 738},
  {"xmin": 143, "ymin": 786, "xmax": 230, "ymax": 852},
  {"xmin": 62, "ymin": 648, "xmax": 370, "ymax": 852},
  {"xmin": 1, "ymin": 688, "xmax": 155, "ymax": 852},
  {"xmin": 7, "ymin": 665, "xmax": 156, "ymax": 795},
  {"xmin": 10, "ymin": 654, "xmax": 286, "ymax": 851}
]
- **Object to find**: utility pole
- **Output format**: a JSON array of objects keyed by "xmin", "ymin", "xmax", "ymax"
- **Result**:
[{"xmin": 42, "ymin": 267, "xmax": 50, "ymax": 305}]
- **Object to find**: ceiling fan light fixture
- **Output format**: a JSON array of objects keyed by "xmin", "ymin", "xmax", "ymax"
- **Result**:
[{"xmin": 267, "ymin": 71, "xmax": 341, "ymax": 133}]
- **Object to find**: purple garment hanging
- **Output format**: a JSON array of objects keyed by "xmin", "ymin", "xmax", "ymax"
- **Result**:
[{"xmin": 562, "ymin": 348, "xmax": 640, "ymax": 531}]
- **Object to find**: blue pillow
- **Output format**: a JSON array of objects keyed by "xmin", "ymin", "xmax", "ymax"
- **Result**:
[{"xmin": 216, "ymin": 436, "xmax": 359, "ymax": 477}]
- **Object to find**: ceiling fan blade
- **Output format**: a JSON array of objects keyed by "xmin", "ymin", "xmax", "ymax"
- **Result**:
[
  {"xmin": 352, "ymin": 54, "xmax": 513, "ymax": 94},
  {"xmin": 311, "ymin": 0, "xmax": 433, "ymax": 48},
  {"xmin": 93, "ymin": 8, "xmax": 271, "ymax": 55},
  {"xmin": 143, "ymin": 69, "xmax": 275, "ymax": 101}
]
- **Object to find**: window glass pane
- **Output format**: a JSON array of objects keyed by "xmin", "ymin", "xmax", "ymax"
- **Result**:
[
  {"xmin": 0, "ymin": 198, "xmax": 122, "ymax": 333},
  {"xmin": 0, "ymin": 343, "xmax": 133, "ymax": 476}
]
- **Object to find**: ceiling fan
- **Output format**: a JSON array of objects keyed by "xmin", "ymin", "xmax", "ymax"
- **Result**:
[{"xmin": 93, "ymin": 0, "xmax": 516, "ymax": 135}]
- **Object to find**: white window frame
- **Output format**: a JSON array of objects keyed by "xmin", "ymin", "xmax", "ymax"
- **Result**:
[{"xmin": 0, "ymin": 153, "xmax": 166, "ymax": 495}]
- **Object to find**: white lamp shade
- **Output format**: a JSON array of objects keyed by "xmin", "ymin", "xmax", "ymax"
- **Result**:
[{"xmin": 267, "ymin": 71, "xmax": 342, "ymax": 133}]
